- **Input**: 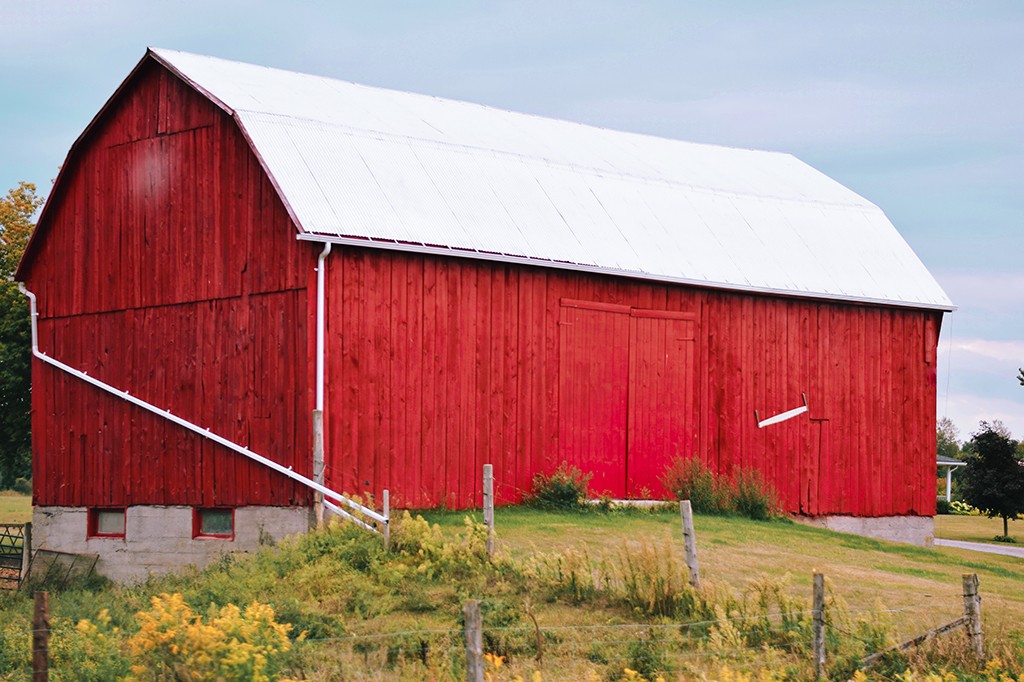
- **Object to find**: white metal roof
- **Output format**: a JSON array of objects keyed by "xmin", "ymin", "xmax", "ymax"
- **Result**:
[{"xmin": 151, "ymin": 48, "xmax": 954, "ymax": 311}]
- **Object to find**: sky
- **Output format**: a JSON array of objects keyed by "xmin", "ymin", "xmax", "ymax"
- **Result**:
[{"xmin": 1, "ymin": 0, "xmax": 1021, "ymax": 444}]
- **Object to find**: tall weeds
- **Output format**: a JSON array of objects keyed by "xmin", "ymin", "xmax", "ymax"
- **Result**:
[{"xmin": 660, "ymin": 457, "xmax": 782, "ymax": 519}]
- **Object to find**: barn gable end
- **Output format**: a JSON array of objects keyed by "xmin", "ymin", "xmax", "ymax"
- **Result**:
[
  {"xmin": 16, "ymin": 50, "xmax": 950, "ymax": 579},
  {"xmin": 18, "ymin": 57, "xmax": 321, "ymax": 579}
]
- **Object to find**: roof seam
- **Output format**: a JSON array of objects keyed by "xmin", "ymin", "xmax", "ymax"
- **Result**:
[{"xmin": 236, "ymin": 109, "xmax": 880, "ymax": 213}]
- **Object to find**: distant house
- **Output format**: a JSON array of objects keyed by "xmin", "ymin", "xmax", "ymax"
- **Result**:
[{"xmin": 15, "ymin": 48, "xmax": 953, "ymax": 579}]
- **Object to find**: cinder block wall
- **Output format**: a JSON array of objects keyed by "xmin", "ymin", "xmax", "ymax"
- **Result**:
[
  {"xmin": 795, "ymin": 515, "xmax": 935, "ymax": 547},
  {"xmin": 32, "ymin": 506, "xmax": 313, "ymax": 583}
]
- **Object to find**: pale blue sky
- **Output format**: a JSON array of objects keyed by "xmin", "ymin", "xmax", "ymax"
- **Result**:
[{"xmin": 2, "ymin": 0, "xmax": 1021, "ymax": 442}]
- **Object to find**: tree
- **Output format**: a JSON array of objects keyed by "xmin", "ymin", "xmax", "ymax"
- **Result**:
[
  {"xmin": 1018, "ymin": 368, "xmax": 1023, "ymax": 387},
  {"xmin": 959, "ymin": 421, "xmax": 1024, "ymax": 538},
  {"xmin": 936, "ymin": 416, "xmax": 960, "ymax": 459},
  {"xmin": 0, "ymin": 182, "xmax": 43, "ymax": 489}
]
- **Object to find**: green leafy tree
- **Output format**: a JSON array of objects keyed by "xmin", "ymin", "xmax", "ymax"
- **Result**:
[
  {"xmin": 0, "ymin": 182, "xmax": 43, "ymax": 488},
  {"xmin": 936, "ymin": 416, "xmax": 960, "ymax": 459},
  {"xmin": 960, "ymin": 421, "xmax": 1024, "ymax": 538}
]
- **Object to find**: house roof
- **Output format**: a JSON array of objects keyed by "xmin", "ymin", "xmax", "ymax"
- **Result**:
[{"xmin": 29, "ymin": 47, "xmax": 957, "ymax": 311}]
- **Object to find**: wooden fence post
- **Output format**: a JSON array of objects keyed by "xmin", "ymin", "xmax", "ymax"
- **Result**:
[
  {"xmin": 483, "ymin": 465, "xmax": 494, "ymax": 561},
  {"xmin": 382, "ymin": 489, "xmax": 391, "ymax": 552},
  {"xmin": 812, "ymin": 572, "xmax": 825, "ymax": 678},
  {"xmin": 33, "ymin": 591, "xmax": 49, "ymax": 682},
  {"xmin": 21, "ymin": 522, "xmax": 32, "ymax": 585},
  {"xmin": 962, "ymin": 573, "xmax": 983, "ymax": 659},
  {"xmin": 464, "ymin": 599, "xmax": 484, "ymax": 682},
  {"xmin": 679, "ymin": 501, "xmax": 701, "ymax": 590},
  {"xmin": 312, "ymin": 409, "xmax": 325, "ymax": 528}
]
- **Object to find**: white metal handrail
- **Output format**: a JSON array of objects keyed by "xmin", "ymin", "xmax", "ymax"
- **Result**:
[{"xmin": 17, "ymin": 284, "xmax": 388, "ymax": 534}]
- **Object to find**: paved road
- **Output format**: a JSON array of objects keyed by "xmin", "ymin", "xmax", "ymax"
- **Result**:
[{"xmin": 934, "ymin": 538, "xmax": 1024, "ymax": 558}]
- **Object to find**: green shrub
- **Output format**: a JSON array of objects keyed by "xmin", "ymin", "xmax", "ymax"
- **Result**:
[
  {"xmin": 935, "ymin": 498, "xmax": 951, "ymax": 515},
  {"xmin": 949, "ymin": 500, "xmax": 975, "ymax": 515},
  {"xmin": 527, "ymin": 462, "xmax": 592, "ymax": 510},
  {"xmin": 660, "ymin": 458, "xmax": 782, "ymax": 520},
  {"xmin": 624, "ymin": 633, "xmax": 666, "ymax": 681},
  {"xmin": 731, "ymin": 467, "xmax": 780, "ymax": 520},
  {"xmin": 12, "ymin": 477, "xmax": 31, "ymax": 495},
  {"xmin": 659, "ymin": 457, "xmax": 728, "ymax": 514}
]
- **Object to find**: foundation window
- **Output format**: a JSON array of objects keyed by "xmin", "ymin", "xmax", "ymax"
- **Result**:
[
  {"xmin": 193, "ymin": 508, "xmax": 234, "ymax": 539},
  {"xmin": 88, "ymin": 508, "xmax": 126, "ymax": 538}
]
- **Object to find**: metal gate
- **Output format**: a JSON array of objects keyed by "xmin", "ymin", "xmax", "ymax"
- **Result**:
[{"xmin": 0, "ymin": 523, "xmax": 30, "ymax": 590}]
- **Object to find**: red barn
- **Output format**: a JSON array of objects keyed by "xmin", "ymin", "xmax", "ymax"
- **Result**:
[{"xmin": 16, "ymin": 49, "xmax": 953, "ymax": 579}]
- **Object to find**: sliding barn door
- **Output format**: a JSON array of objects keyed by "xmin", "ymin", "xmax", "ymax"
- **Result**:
[
  {"xmin": 558, "ymin": 301, "xmax": 631, "ymax": 496},
  {"xmin": 559, "ymin": 300, "xmax": 698, "ymax": 499},
  {"xmin": 627, "ymin": 310, "xmax": 698, "ymax": 498}
]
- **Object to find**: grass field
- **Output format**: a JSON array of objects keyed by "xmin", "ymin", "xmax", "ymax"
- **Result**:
[
  {"xmin": 935, "ymin": 513, "xmax": 1024, "ymax": 544},
  {"xmin": 423, "ymin": 507, "xmax": 1024, "ymax": 632},
  {"xmin": 0, "ymin": 501, "xmax": 1022, "ymax": 680},
  {"xmin": 0, "ymin": 492, "xmax": 30, "ymax": 524}
]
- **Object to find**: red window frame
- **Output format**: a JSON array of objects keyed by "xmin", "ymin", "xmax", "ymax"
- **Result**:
[
  {"xmin": 192, "ymin": 508, "xmax": 235, "ymax": 540},
  {"xmin": 87, "ymin": 508, "xmax": 126, "ymax": 538}
]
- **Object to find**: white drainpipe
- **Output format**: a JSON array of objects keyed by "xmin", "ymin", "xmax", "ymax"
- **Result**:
[
  {"xmin": 312, "ymin": 242, "xmax": 332, "ymax": 527},
  {"xmin": 316, "ymin": 242, "xmax": 331, "ymax": 411}
]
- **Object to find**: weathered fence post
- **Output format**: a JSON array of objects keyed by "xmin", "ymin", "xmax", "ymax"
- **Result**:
[
  {"xmin": 312, "ymin": 409, "xmax": 325, "ymax": 528},
  {"xmin": 21, "ymin": 522, "xmax": 32, "ymax": 585},
  {"xmin": 483, "ymin": 464, "xmax": 494, "ymax": 561},
  {"xmin": 464, "ymin": 599, "xmax": 484, "ymax": 682},
  {"xmin": 382, "ymin": 489, "xmax": 391, "ymax": 551},
  {"xmin": 812, "ymin": 572, "xmax": 825, "ymax": 678},
  {"xmin": 33, "ymin": 591, "xmax": 49, "ymax": 682},
  {"xmin": 962, "ymin": 573, "xmax": 983, "ymax": 659},
  {"xmin": 679, "ymin": 500, "xmax": 701, "ymax": 590}
]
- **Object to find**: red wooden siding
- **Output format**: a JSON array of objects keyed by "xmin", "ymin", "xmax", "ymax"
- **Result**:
[
  {"xmin": 23, "ymin": 60, "xmax": 315, "ymax": 508},
  {"xmin": 325, "ymin": 248, "xmax": 939, "ymax": 516}
]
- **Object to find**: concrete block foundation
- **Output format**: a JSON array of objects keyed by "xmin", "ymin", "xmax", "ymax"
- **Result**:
[
  {"xmin": 795, "ymin": 514, "xmax": 935, "ymax": 548},
  {"xmin": 32, "ymin": 505, "xmax": 313, "ymax": 583}
]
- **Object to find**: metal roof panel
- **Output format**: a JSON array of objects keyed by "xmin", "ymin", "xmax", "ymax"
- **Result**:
[{"xmin": 151, "ymin": 47, "xmax": 954, "ymax": 310}]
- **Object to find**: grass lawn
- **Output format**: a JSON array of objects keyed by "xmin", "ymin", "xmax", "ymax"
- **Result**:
[
  {"xmin": 419, "ymin": 506, "xmax": 1024, "ymax": 639},
  {"xmin": 0, "ymin": 492, "xmax": 31, "ymax": 524},
  {"xmin": 935, "ymin": 513, "xmax": 1024, "ymax": 543},
  {"xmin": 0, "ymin": 504, "xmax": 1021, "ymax": 680}
]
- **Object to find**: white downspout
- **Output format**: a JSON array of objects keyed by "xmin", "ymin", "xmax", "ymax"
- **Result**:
[
  {"xmin": 316, "ymin": 242, "xmax": 331, "ymax": 411},
  {"xmin": 312, "ymin": 242, "xmax": 331, "ymax": 527}
]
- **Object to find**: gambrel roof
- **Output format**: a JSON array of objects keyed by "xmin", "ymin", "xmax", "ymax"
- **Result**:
[{"xmin": 31, "ymin": 47, "xmax": 957, "ymax": 310}]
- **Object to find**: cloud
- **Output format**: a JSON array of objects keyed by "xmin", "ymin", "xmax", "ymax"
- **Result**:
[
  {"xmin": 940, "ymin": 392, "xmax": 1024, "ymax": 443},
  {"xmin": 949, "ymin": 339, "xmax": 1024, "ymax": 364}
]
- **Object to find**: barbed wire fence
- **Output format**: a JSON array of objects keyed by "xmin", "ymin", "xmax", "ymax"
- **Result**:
[{"xmin": 3, "ymin": 578, "xmax": 982, "ymax": 682}]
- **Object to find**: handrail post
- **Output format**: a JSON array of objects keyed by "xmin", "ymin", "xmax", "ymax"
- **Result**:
[
  {"xmin": 383, "ymin": 489, "xmax": 390, "ymax": 551},
  {"xmin": 312, "ymin": 409, "xmax": 325, "ymax": 528},
  {"xmin": 483, "ymin": 464, "xmax": 494, "ymax": 561}
]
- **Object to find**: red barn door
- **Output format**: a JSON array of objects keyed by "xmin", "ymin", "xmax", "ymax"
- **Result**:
[
  {"xmin": 559, "ymin": 300, "xmax": 698, "ymax": 498},
  {"xmin": 558, "ymin": 301, "xmax": 631, "ymax": 496},
  {"xmin": 627, "ymin": 310, "xmax": 697, "ymax": 498}
]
